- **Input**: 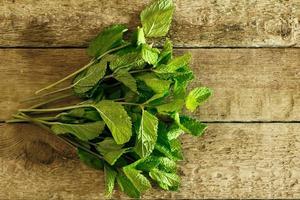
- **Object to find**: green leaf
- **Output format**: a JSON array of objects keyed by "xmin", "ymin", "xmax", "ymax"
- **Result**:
[
  {"xmin": 67, "ymin": 108, "xmax": 85, "ymax": 117},
  {"xmin": 97, "ymin": 137, "xmax": 128, "ymax": 165},
  {"xmin": 83, "ymin": 110, "xmax": 102, "ymax": 121},
  {"xmin": 92, "ymin": 100, "xmax": 132, "ymax": 144},
  {"xmin": 104, "ymin": 164, "xmax": 117, "ymax": 198},
  {"xmin": 174, "ymin": 114, "xmax": 207, "ymax": 136},
  {"xmin": 134, "ymin": 110, "xmax": 158, "ymax": 158},
  {"xmin": 154, "ymin": 122, "xmax": 183, "ymax": 160},
  {"xmin": 156, "ymin": 99, "xmax": 185, "ymax": 114},
  {"xmin": 134, "ymin": 155, "xmax": 176, "ymax": 173},
  {"xmin": 73, "ymin": 59, "xmax": 107, "ymax": 95},
  {"xmin": 136, "ymin": 73, "xmax": 171, "ymax": 94},
  {"xmin": 77, "ymin": 148, "xmax": 104, "ymax": 170},
  {"xmin": 154, "ymin": 143, "xmax": 182, "ymax": 161},
  {"xmin": 59, "ymin": 108, "xmax": 101, "ymax": 122},
  {"xmin": 173, "ymin": 71, "xmax": 194, "ymax": 97},
  {"xmin": 146, "ymin": 93, "xmax": 167, "ymax": 105},
  {"xmin": 51, "ymin": 121, "xmax": 105, "ymax": 141},
  {"xmin": 169, "ymin": 138, "xmax": 181, "ymax": 152},
  {"xmin": 155, "ymin": 53, "xmax": 191, "ymax": 74},
  {"xmin": 135, "ymin": 156, "xmax": 160, "ymax": 172},
  {"xmin": 109, "ymin": 52, "xmax": 145, "ymax": 72},
  {"xmin": 132, "ymin": 27, "xmax": 146, "ymax": 46},
  {"xmin": 87, "ymin": 24, "xmax": 127, "ymax": 58},
  {"xmin": 114, "ymin": 69, "xmax": 138, "ymax": 93},
  {"xmin": 117, "ymin": 174, "xmax": 140, "ymax": 198},
  {"xmin": 141, "ymin": 44, "xmax": 159, "ymax": 65},
  {"xmin": 123, "ymin": 167, "xmax": 151, "ymax": 193},
  {"xmin": 157, "ymin": 157, "xmax": 177, "ymax": 173},
  {"xmin": 185, "ymin": 87, "xmax": 212, "ymax": 111},
  {"xmin": 156, "ymin": 38, "xmax": 173, "ymax": 65},
  {"xmin": 141, "ymin": 0, "xmax": 175, "ymax": 37},
  {"xmin": 166, "ymin": 123, "xmax": 183, "ymax": 140},
  {"xmin": 149, "ymin": 168, "xmax": 180, "ymax": 190}
]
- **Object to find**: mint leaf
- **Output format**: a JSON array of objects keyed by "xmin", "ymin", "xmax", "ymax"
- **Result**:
[
  {"xmin": 117, "ymin": 174, "xmax": 140, "ymax": 198},
  {"xmin": 156, "ymin": 99, "xmax": 185, "ymax": 114},
  {"xmin": 169, "ymin": 138, "xmax": 181, "ymax": 152},
  {"xmin": 97, "ymin": 137, "xmax": 128, "ymax": 165},
  {"xmin": 135, "ymin": 156, "xmax": 160, "ymax": 172},
  {"xmin": 157, "ymin": 157, "xmax": 177, "ymax": 173},
  {"xmin": 132, "ymin": 27, "xmax": 146, "ymax": 46},
  {"xmin": 109, "ymin": 52, "xmax": 145, "ymax": 71},
  {"xmin": 51, "ymin": 121, "xmax": 105, "ymax": 141},
  {"xmin": 175, "ymin": 114, "xmax": 207, "ymax": 137},
  {"xmin": 141, "ymin": 0, "xmax": 175, "ymax": 37},
  {"xmin": 87, "ymin": 24, "xmax": 127, "ymax": 58},
  {"xmin": 77, "ymin": 148, "xmax": 104, "ymax": 170},
  {"xmin": 155, "ymin": 53, "xmax": 191, "ymax": 74},
  {"xmin": 135, "ymin": 156, "xmax": 177, "ymax": 173},
  {"xmin": 104, "ymin": 164, "xmax": 117, "ymax": 198},
  {"xmin": 73, "ymin": 59, "xmax": 107, "ymax": 95},
  {"xmin": 136, "ymin": 73, "xmax": 171, "ymax": 94},
  {"xmin": 173, "ymin": 71, "xmax": 194, "ymax": 96},
  {"xmin": 185, "ymin": 87, "xmax": 212, "ymax": 111},
  {"xmin": 141, "ymin": 44, "xmax": 159, "ymax": 65},
  {"xmin": 114, "ymin": 69, "xmax": 138, "ymax": 93},
  {"xmin": 146, "ymin": 93, "xmax": 167, "ymax": 104},
  {"xmin": 123, "ymin": 167, "xmax": 151, "ymax": 193},
  {"xmin": 134, "ymin": 110, "xmax": 158, "ymax": 158},
  {"xmin": 156, "ymin": 38, "xmax": 173, "ymax": 65},
  {"xmin": 166, "ymin": 123, "xmax": 183, "ymax": 140},
  {"xmin": 155, "ymin": 122, "xmax": 183, "ymax": 160},
  {"xmin": 149, "ymin": 168, "xmax": 180, "ymax": 190},
  {"xmin": 58, "ymin": 108, "xmax": 101, "ymax": 122},
  {"xmin": 92, "ymin": 100, "xmax": 132, "ymax": 144},
  {"xmin": 155, "ymin": 142, "xmax": 183, "ymax": 161}
]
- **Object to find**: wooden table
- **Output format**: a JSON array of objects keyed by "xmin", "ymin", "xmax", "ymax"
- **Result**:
[{"xmin": 0, "ymin": 0, "xmax": 300, "ymax": 199}]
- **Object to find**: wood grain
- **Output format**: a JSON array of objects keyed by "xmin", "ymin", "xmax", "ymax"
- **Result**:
[
  {"xmin": 1, "ymin": 123, "xmax": 300, "ymax": 199},
  {"xmin": 0, "ymin": 48, "xmax": 299, "ymax": 121},
  {"xmin": 1, "ymin": 0, "xmax": 299, "ymax": 47}
]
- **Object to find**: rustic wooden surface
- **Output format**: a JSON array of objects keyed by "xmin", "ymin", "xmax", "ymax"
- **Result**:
[
  {"xmin": 1, "ymin": 0, "xmax": 300, "ymax": 47},
  {"xmin": 0, "ymin": 0, "xmax": 300, "ymax": 199},
  {"xmin": 1, "ymin": 123, "xmax": 300, "ymax": 199}
]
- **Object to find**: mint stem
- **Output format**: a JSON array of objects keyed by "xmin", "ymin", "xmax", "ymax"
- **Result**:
[
  {"xmin": 29, "ymin": 93, "xmax": 73, "ymax": 109},
  {"xmin": 6, "ymin": 116, "xmax": 56, "ymax": 123},
  {"xmin": 35, "ymin": 43, "xmax": 130, "ymax": 95},
  {"xmin": 19, "ymin": 104, "xmax": 88, "ymax": 113}
]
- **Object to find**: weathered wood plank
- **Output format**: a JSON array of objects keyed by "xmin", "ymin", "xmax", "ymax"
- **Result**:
[
  {"xmin": 0, "ymin": 48, "xmax": 299, "ymax": 121},
  {"xmin": 1, "ymin": 123, "xmax": 300, "ymax": 199},
  {"xmin": 1, "ymin": 0, "xmax": 299, "ymax": 47}
]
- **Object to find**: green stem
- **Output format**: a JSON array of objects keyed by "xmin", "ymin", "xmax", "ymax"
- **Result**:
[
  {"xmin": 22, "ymin": 88, "xmax": 73, "ymax": 103},
  {"xmin": 118, "ymin": 102, "xmax": 141, "ymax": 106},
  {"xmin": 35, "ymin": 61, "xmax": 94, "ymax": 95},
  {"xmin": 12, "ymin": 113, "xmax": 52, "ymax": 125},
  {"xmin": 35, "ymin": 44, "xmax": 130, "ymax": 95},
  {"xmin": 11, "ymin": 113, "xmax": 103, "ymax": 160},
  {"xmin": 129, "ymin": 68, "xmax": 152, "ymax": 75},
  {"xmin": 18, "ymin": 113, "xmax": 80, "ymax": 150},
  {"xmin": 31, "ymin": 60, "xmax": 151, "ymax": 102},
  {"xmin": 19, "ymin": 104, "xmax": 88, "ymax": 113},
  {"xmin": 29, "ymin": 93, "xmax": 73, "ymax": 109}
]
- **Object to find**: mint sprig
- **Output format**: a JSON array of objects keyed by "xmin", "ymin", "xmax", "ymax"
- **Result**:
[{"xmin": 6, "ymin": 0, "xmax": 212, "ymax": 198}]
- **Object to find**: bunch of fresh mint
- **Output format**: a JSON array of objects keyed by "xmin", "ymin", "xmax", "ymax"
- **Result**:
[{"xmin": 7, "ymin": 0, "xmax": 212, "ymax": 198}]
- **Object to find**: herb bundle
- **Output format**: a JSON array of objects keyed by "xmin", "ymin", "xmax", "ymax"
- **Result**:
[{"xmin": 7, "ymin": 0, "xmax": 212, "ymax": 198}]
